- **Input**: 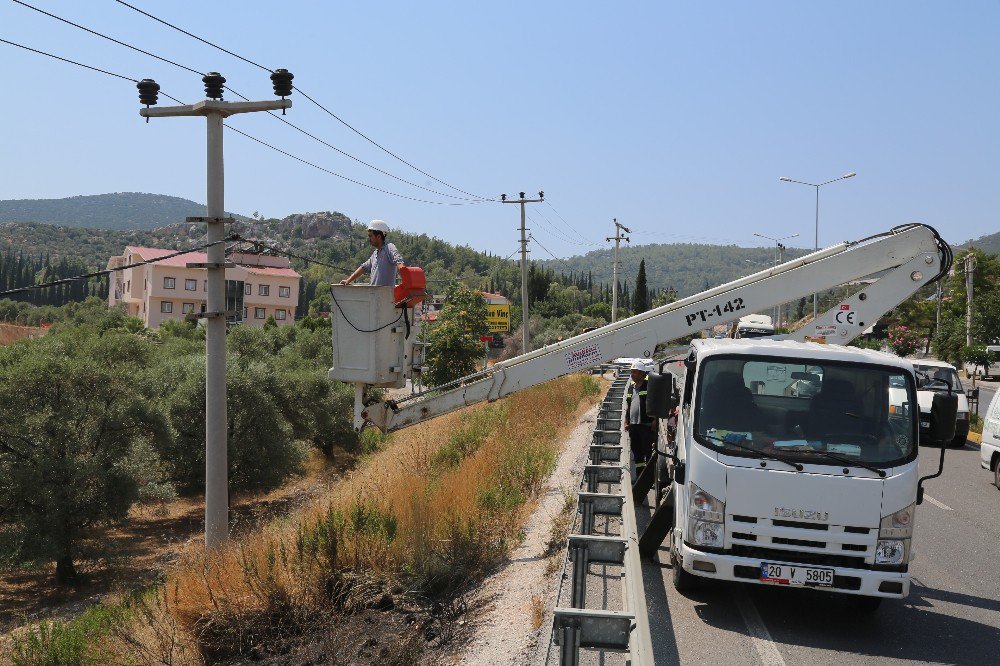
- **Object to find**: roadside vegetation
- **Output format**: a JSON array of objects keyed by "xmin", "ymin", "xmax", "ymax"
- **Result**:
[{"xmin": 2, "ymin": 373, "xmax": 601, "ymax": 664}]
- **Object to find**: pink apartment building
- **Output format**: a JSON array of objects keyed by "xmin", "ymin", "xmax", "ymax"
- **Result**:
[{"xmin": 107, "ymin": 246, "xmax": 301, "ymax": 328}]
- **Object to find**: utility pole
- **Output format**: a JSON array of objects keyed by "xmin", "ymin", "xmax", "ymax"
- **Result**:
[
  {"xmin": 502, "ymin": 191, "xmax": 544, "ymax": 353},
  {"xmin": 139, "ymin": 70, "xmax": 293, "ymax": 550},
  {"xmin": 776, "ymin": 243, "xmax": 786, "ymax": 326},
  {"xmin": 965, "ymin": 253, "xmax": 977, "ymax": 348},
  {"xmin": 607, "ymin": 219, "xmax": 630, "ymax": 323}
]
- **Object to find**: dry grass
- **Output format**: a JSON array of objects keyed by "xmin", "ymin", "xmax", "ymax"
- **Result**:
[
  {"xmin": 0, "ymin": 375, "xmax": 598, "ymax": 666},
  {"xmin": 3, "ymin": 374, "xmax": 602, "ymax": 664}
]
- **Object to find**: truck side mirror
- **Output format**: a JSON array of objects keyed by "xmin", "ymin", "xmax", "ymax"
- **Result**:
[
  {"xmin": 645, "ymin": 372, "xmax": 677, "ymax": 418},
  {"xmin": 929, "ymin": 392, "xmax": 958, "ymax": 444}
]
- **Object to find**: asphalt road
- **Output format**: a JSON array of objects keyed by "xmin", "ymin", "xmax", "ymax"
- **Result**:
[{"xmin": 636, "ymin": 436, "xmax": 999, "ymax": 665}]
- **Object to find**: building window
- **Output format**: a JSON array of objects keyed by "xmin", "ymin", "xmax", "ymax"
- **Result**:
[
  {"xmin": 254, "ymin": 307, "xmax": 266, "ymax": 319},
  {"xmin": 161, "ymin": 301, "xmax": 173, "ymax": 313},
  {"xmin": 203, "ymin": 280, "xmax": 208, "ymax": 292},
  {"xmin": 182, "ymin": 302, "xmax": 194, "ymax": 314},
  {"xmin": 275, "ymin": 309, "xmax": 286, "ymax": 320},
  {"xmin": 164, "ymin": 277, "xmax": 176, "ymax": 289},
  {"xmin": 244, "ymin": 283, "xmax": 252, "ymax": 296},
  {"xmin": 185, "ymin": 279, "xmax": 197, "ymax": 291},
  {"xmin": 258, "ymin": 284, "xmax": 270, "ymax": 296},
  {"xmin": 242, "ymin": 307, "xmax": 248, "ymax": 321},
  {"xmin": 279, "ymin": 286, "xmax": 291, "ymax": 298}
]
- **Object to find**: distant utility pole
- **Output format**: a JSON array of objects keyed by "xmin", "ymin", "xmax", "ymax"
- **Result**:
[
  {"xmin": 138, "ymin": 70, "xmax": 293, "ymax": 551},
  {"xmin": 776, "ymin": 243, "xmax": 786, "ymax": 326},
  {"xmin": 502, "ymin": 191, "xmax": 544, "ymax": 353},
  {"xmin": 607, "ymin": 219, "xmax": 630, "ymax": 323},
  {"xmin": 965, "ymin": 253, "xmax": 977, "ymax": 347}
]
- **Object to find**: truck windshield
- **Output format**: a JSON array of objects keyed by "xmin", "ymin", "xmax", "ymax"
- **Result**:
[
  {"xmin": 693, "ymin": 355, "xmax": 917, "ymax": 467},
  {"xmin": 912, "ymin": 364, "xmax": 961, "ymax": 392}
]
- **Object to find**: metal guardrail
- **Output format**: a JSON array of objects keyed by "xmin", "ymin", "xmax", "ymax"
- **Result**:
[{"xmin": 547, "ymin": 363, "xmax": 653, "ymax": 665}]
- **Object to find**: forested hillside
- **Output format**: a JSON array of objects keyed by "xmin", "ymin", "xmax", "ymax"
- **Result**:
[
  {"xmin": 0, "ymin": 193, "xmax": 248, "ymax": 230},
  {"xmin": 540, "ymin": 242, "xmax": 811, "ymax": 297},
  {"xmin": 959, "ymin": 229, "xmax": 1000, "ymax": 256}
]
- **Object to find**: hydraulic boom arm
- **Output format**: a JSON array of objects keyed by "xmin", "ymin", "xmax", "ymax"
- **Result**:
[{"xmin": 365, "ymin": 224, "xmax": 951, "ymax": 432}]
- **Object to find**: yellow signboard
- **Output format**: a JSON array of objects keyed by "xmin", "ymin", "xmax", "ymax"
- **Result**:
[{"xmin": 486, "ymin": 303, "xmax": 510, "ymax": 333}]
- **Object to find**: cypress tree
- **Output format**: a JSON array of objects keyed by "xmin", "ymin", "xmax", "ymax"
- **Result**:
[{"xmin": 634, "ymin": 259, "xmax": 649, "ymax": 313}]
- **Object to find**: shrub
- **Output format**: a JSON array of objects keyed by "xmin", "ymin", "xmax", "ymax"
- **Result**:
[{"xmin": 886, "ymin": 324, "xmax": 922, "ymax": 357}]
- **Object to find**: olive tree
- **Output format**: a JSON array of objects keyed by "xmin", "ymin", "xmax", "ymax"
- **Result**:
[{"xmin": 0, "ymin": 331, "xmax": 169, "ymax": 583}]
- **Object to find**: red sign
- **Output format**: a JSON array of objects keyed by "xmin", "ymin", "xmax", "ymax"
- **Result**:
[
  {"xmin": 480, "ymin": 335, "xmax": 494, "ymax": 342},
  {"xmin": 840, "ymin": 304, "xmax": 851, "ymax": 310}
]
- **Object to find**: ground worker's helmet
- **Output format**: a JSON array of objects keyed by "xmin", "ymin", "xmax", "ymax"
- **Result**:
[{"xmin": 367, "ymin": 220, "xmax": 390, "ymax": 234}]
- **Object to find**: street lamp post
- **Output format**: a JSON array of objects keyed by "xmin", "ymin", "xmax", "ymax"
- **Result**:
[
  {"xmin": 753, "ymin": 232, "xmax": 799, "ymax": 326},
  {"xmin": 779, "ymin": 172, "xmax": 856, "ymax": 320}
]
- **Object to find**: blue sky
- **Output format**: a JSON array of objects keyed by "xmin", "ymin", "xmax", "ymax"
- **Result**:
[{"xmin": 1, "ymin": 1, "xmax": 997, "ymax": 258}]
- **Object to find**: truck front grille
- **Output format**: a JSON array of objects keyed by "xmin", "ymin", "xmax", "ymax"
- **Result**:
[{"xmin": 731, "ymin": 545, "xmax": 867, "ymax": 569}]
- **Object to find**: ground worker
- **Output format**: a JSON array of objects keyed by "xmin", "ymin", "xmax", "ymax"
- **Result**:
[
  {"xmin": 624, "ymin": 359, "xmax": 657, "ymax": 478},
  {"xmin": 340, "ymin": 220, "xmax": 405, "ymax": 286}
]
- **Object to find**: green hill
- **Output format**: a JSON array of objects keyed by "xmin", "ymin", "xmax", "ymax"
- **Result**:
[
  {"xmin": 0, "ymin": 193, "xmax": 248, "ymax": 230},
  {"xmin": 959, "ymin": 230, "xmax": 1000, "ymax": 256},
  {"xmin": 540, "ymin": 243, "xmax": 811, "ymax": 296}
]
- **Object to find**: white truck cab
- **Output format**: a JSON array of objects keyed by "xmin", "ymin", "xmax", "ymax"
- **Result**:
[
  {"xmin": 911, "ymin": 360, "xmax": 970, "ymax": 448},
  {"xmin": 980, "ymin": 389, "xmax": 1000, "ymax": 489},
  {"xmin": 664, "ymin": 339, "xmax": 927, "ymax": 607}
]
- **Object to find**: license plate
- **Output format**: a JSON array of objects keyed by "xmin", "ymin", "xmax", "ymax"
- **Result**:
[
  {"xmin": 920, "ymin": 420, "xmax": 930, "ymax": 428},
  {"xmin": 760, "ymin": 562, "xmax": 834, "ymax": 586}
]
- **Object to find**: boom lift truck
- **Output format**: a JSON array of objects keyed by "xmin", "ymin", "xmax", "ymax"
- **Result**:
[{"xmin": 330, "ymin": 223, "xmax": 957, "ymax": 607}]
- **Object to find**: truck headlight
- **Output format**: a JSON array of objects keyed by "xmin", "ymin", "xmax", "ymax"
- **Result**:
[
  {"xmin": 879, "ymin": 503, "xmax": 914, "ymax": 539},
  {"xmin": 875, "ymin": 539, "xmax": 907, "ymax": 565},
  {"xmin": 688, "ymin": 482, "xmax": 724, "ymax": 522},
  {"xmin": 688, "ymin": 482, "xmax": 725, "ymax": 547}
]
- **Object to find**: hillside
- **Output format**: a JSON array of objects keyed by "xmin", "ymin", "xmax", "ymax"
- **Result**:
[
  {"xmin": 541, "ymin": 243, "xmax": 811, "ymax": 297},
  {"xmin": 0, "ymin": 193, "xmax": 248, "ymax": 230},
  {"xmin": 959, "ymin": 230, "xmax": 1000, "ymax": 256}
]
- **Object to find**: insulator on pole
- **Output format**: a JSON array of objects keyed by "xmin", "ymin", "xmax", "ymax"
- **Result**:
[
  {"xmin": 203, "ymin": 72, "xmax": 226, "ymax": 100},
  {"xmin": 270, "ymin": 68, "xmax": 293, "ymax": 114},
  {"xmin": 137, "ymin": 78, "xmax": 159, "ymax": 123}
]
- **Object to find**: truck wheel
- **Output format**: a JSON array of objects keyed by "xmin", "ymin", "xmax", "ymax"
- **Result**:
[
  {"xmin": 950, "ymin": 433, "xmax": 968, "ymax": 448},
  {"xmin": 671, "ymin": 549, "xmax": 698, "ymax": 593},
  {"xmin": 848, "ymin": 596, "xmax": 882, "ymax": 612}
]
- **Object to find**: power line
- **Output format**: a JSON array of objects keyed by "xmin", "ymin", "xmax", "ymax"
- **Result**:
[
  {"xmin": 0, "ymin": 37, "xmax": 137, "ymax": 82},
  {"xmin": 10, "ymin": 1, "xmax": 485, "ymax": 205},
  {"xmin": 528, "ymin": 234, "xmax": 576, "ymax": 272},
  {"xmin": 544, "ymin": 199, "xmax": 596, "ymax": 245},
  {"xmin": 525, "ymin": 212, "xmax": 595, "ymax": 248},
  {"xmin": 0, "ymin": 236, "xmax": 237, "ymax": 298},
  {"xmin": 112, "ymin": 0, "xmax": 495, "ymax": 202}
]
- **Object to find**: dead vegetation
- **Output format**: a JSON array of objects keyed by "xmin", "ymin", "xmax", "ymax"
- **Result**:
[{"xmin": 2, "ymin": 374, "xmax": 602, "ymax": 665}]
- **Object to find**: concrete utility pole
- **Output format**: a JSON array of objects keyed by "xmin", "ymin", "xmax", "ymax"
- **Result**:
[
  {"xmin": 502, "ymin": 191, "xmax": 544, "ymax": 353},
  {"xmin": 139, "ymin": 71, "xmax": 292, "ymax": 550},
  {"xmin": 752, "ymin": 231, "xmax": 798, "ymax": 327},
  {"xmin": 965, "ymin": 253, "xmax": 977, "ymax": 348},
  {"xmin": 607, "ymin": 219, "xmax": 630, "ymax": 323}
]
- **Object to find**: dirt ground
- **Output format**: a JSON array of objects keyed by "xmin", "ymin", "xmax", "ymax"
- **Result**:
[{"xmin": 0, "ymin": 449, "xmax": 355, "ymax": 634}]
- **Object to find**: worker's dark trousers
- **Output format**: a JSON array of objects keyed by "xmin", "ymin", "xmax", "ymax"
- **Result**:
[{"xmin": 629, "ymin": 425, "xmax": 656, "ymax": 468}]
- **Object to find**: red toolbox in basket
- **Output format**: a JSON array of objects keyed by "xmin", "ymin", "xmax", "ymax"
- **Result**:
[{"xmin": 394, "ymin": 266, "xmax": 427, "ymax": 308}]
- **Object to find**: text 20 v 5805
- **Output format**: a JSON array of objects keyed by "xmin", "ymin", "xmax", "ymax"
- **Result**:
[{"xmin": 684, "ymin": 298, "xmax": 747, "ymax": 326}]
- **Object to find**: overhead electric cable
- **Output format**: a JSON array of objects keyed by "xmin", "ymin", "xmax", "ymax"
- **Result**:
[
  {"xmin": 11, "ymin": 0, "xmax": 485, "ymax": 204},
  {"xmin": 528, "ymin": 234, "xmax": 576, "ymax": 272},
  {"xmin": 112, "ymin": 0, "xmax": 496, "ymax": 201},
  {"xmin": 543, "ymin": 199, "xmax": 596, "ymax": 245},
  {"xmin": 0, "ymin": 236, "xmax": 237, "ymax": 298}
]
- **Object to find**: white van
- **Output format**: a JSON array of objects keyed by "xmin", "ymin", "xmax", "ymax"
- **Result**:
[
  {"xmin": 912, "ymin": 360, "xmax": 970, "ymax": 448},
  {"xmin": 964, "ymin": 345, "xmax": 1000, "ymax": 380},
  {"xmin": 980, "ymin": 389, "xmax": 1000, "ymax": 488}
]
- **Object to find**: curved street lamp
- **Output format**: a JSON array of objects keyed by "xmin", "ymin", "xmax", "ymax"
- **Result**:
[{"xmin": 779, "ymin": 172, "xmax": 856, "ymax": 319}]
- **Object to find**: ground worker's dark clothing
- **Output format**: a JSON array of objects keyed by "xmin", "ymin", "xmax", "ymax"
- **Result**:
[{"xmin": 625, "ymin": 376, "xmax": 658, "ymax": 467}]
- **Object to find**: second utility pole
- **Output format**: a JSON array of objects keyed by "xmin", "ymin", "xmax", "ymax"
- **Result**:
[
  {"xmin": 502, "ymin": 191, "xmax": 543, "ymax": 353},
  {"xmin": 607, "ymin": 219, "xmax": 630, "ymax": 323}
]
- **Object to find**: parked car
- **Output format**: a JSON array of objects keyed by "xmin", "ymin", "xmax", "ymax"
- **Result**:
[
  {"xmin": 964, "ymin": 344, "xmax": 1000, "ymax": 380},
  {"xmin": 913, "ymin": 360, "xmax": 970, "ymax": 448},
  {"xmin": 980, "ymin": 387, "xmax": 1000, "ymax": 488}
]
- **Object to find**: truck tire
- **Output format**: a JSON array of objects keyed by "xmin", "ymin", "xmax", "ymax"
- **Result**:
[
  {"xmin": 950, "ymin": 433, "xmax": 968, "ymax": 448},
  {"xmin": 671, "ymin": 548, "xmax": 698, "ymax": 593}
]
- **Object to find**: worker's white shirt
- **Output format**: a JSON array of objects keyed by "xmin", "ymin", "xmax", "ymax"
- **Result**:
[{"xmin": 629, "ymin": 386, "xmax": 642, "ymax": 424}]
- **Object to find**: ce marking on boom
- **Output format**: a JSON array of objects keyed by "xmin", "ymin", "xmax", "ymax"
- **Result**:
[{"xmin": 835, "ymin": 307, "xmax": 856, "ymax": 325}]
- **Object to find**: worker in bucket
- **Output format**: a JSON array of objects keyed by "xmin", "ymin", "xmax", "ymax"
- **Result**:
[
  {"xmin": 340, "ymin": 220, "xmax": 405, "ymax": 287},
  {"xmin": 624, "ymin": 360, "xmax": 657, "ymax": 479}
]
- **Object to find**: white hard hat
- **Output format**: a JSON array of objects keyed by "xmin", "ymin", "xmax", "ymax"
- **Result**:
[
  {"xmin": 631, "ymin": 359, "xmax": 651, "ymax": 371},
  {"xmin": 367, "ymin": 219, "xmax": 389, "ymax": 234}
]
